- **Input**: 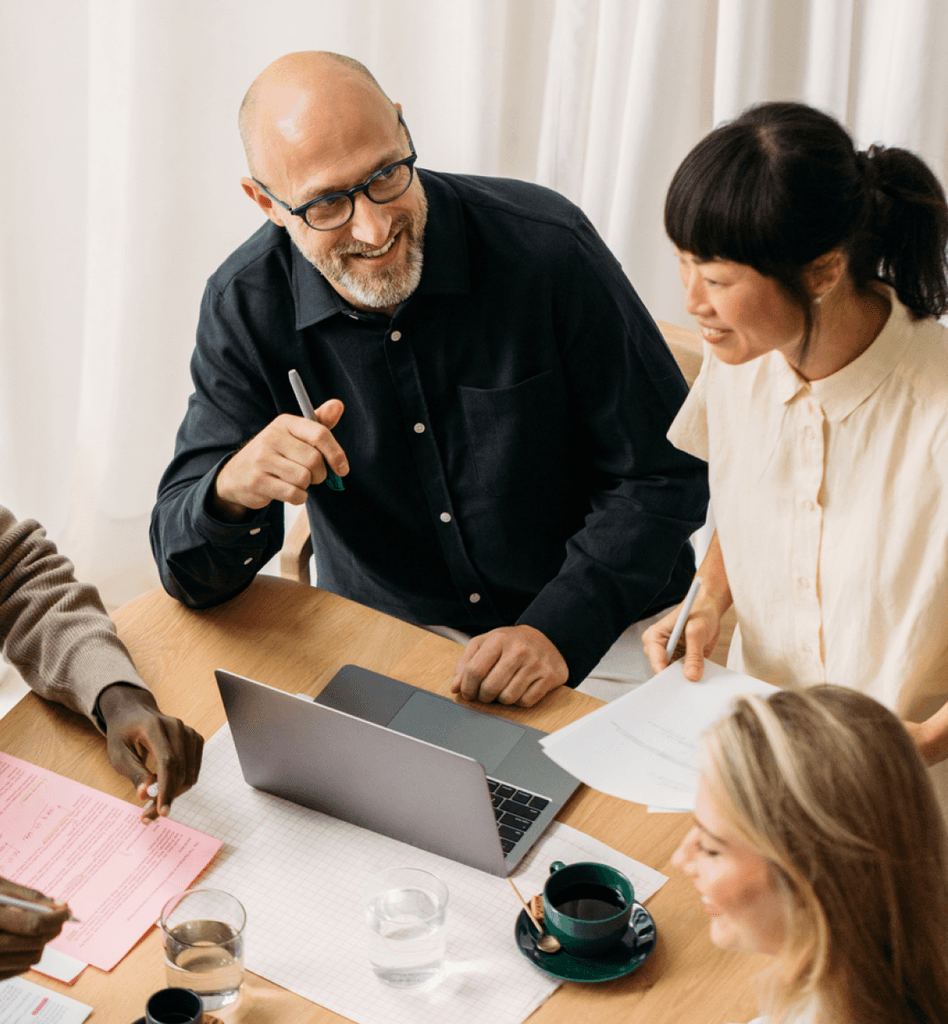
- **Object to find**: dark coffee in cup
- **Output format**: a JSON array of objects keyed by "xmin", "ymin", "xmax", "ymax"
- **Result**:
[{"xmin": 552, "ymin": 882, "xmax": 628, "ymax": 921}]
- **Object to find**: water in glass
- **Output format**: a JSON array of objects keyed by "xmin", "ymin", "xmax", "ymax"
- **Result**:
[
  {"xmin": 367, "ymin": 886, "xmax": 446, "ymax": 987},
  {"xmin": 163, "ymin": 918, "xmax": 244, "ymax": 1009}
]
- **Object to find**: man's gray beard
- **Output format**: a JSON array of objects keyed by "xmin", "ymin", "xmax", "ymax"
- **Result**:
[
  {"xmin": 301, "ymin": 189, "xmax": 428, "ymax": 310},
  {"xmin": 321, "ymin": 234, "xmax": 424, "ymax": 309}
]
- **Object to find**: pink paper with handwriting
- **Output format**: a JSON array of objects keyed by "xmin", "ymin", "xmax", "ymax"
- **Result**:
[{"xmin": 0, "ymin": 752, "xmax": 221, "ymax": 970}]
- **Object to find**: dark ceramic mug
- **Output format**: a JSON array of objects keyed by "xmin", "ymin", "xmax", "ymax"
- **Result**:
[
  {"xmin": 541, "ymin": 860, "xmax": 634, "ymax": 958},
  {"xmin": 144, "ymin": 987, "xmax": 204, "ymax": 1024}
]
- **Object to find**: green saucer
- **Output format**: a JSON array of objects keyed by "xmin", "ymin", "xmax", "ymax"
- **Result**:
[{"xmin": 514, "ymin": 902, "xmax": 657, "ymax": 982}]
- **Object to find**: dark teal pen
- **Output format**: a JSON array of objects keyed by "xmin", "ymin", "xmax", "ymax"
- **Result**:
[{"xmin": 288, "ymin": 369, "xmax": 345, "ymax": 491}]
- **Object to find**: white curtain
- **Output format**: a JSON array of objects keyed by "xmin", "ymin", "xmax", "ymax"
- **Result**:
[{"xmin": 2, "ymin": 0, "xmax": 947, "ymax": 606}]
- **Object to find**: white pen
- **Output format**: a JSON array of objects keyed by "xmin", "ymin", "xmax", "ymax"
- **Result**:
[
  {"xmin": 288, "ymin": 369, "xmax": 345, "ymax": 491},
  {"xmin": 0, "ymin": 892, "xmax": 80, "ymax": 923},
  {"xmin": 665, "ymin": 575, "xmax": 702, "ymax": 662}
]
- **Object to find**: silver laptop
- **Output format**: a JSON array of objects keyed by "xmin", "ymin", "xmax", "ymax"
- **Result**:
[{"xmin": 215, "ymin": 665, "xmax": 580, "ymax": 876}]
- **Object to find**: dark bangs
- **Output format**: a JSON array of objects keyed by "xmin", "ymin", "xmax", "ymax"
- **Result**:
[{"xmin": 665, "ymin": 129, "xmax": 787, "ymax": 270}]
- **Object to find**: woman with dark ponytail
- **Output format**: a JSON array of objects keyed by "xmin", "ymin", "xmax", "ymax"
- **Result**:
[{"xmin": 643, "ymin": 101, "xmax": 948, "ymax": 817}]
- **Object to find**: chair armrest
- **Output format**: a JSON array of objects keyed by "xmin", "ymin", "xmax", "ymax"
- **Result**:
[
  {"xmin": 656, "ymin": 319, "xmax": 703, "ymax": 389},
  {"xmin": 280, "ymin": 508, "xmax": 313, "ymax": 585}
]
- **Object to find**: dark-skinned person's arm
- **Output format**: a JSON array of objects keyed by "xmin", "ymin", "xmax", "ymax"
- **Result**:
[{"xmin": 0, "ymin": 505, "xmax": 203, "ymax": 822}]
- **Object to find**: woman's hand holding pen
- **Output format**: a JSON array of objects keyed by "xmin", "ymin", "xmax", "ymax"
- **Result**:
[
  {"xmin": 0, "ymin": 877, "xmax": 70, "ymax": 980},
  {"xmin": 212, "ymin": 402, "xmax": 349, "ymax": 520},
  {"xmin": 644, "ymin": 531, "xmax": 733, "ymax": 680},
  {"xmin": 642, "ymin": 593, "xmax": 722, "ymax": 681}
]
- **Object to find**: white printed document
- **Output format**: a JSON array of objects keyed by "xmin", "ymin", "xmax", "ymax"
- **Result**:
[
  {"xmin": 0, "ymin": 977, "xmax": 91, "ymax": 1022},
  {"xmin": 540, "ymin": 662, "xmax": 778, "ymax": 810}
]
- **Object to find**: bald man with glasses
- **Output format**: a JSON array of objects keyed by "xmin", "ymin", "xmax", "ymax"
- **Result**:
[{"xmin": 151, "ymin": 51, "xmax": 707, "ymax": 708}]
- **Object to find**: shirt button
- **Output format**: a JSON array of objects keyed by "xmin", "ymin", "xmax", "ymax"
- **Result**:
[
  {"xmin": 798, "ymin": 577, "xmax": 810, "ymax": 589},
  {"xmin": 391, "ymin": 330, "xmax": 402, "ymax": 341},
  {"xmin": 348, "ymin": 313, "xmax": 359, "ymax": 320},
  {"xmin": 249, "ymin": 527, "xmax": 261, "ymax": 536},
  {"xmin": 801, "ymin": 643, "xmax": 812, "ymax": 653},
  {"xmin": 243, "ymin": 557, "xmax": 254, "ymax": 566},
  {"xmin": 413, "ymin": 423, "xmax": 426, "ymax": 434},
  {"xmin": 469, "ymin": 593, "xmax": 481, "ymax": 604},
  {"xmin": 802, "ymin": 499, "xmax": 815, "ymax": 512},
  {"xmin": 440, "ymin": 512, "xmax": 452, "ymax": 523}
]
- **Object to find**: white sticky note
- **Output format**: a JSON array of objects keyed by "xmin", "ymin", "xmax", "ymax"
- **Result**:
[{"xmin": 32, "ymin": 945, "xmax": 87, "ymax": 984}]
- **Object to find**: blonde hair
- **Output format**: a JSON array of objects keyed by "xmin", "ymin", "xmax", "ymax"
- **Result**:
[{"xmin": 702, "ymin": 685, "xmax": 948, "ymax": 1024}]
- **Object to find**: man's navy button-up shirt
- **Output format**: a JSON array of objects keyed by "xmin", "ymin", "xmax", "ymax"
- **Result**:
[{"xmin": 150, "ymin": 170, "xmax": 708, "ymax": 685}]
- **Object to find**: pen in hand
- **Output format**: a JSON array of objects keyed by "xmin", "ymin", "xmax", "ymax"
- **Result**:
[
  {"xmin": 288, "ymin": 369, "xmax": 345, "ymax": 491},
  {"xmin": 0, "ymin": 892, "xmax": 80, "ymax": 923},
  {"xmin": 665, "ymin": 575, "xmax": 702, "ymax": 663}
]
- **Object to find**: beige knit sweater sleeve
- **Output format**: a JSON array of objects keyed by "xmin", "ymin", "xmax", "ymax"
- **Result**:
[{"xmin": 0, "ymin": 504, "xmax": 149, "ymax": 727}]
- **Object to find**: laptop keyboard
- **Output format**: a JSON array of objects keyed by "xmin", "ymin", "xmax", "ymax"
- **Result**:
[{"xmin": 486, "ymin": 778, "xmax": 551, "ymax": 854}]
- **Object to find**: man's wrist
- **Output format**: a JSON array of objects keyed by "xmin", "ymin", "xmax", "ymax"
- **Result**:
[
  {"xmin": 207, "ymin": 457, "xmax": 257, "ymax": 523},
  {"xmin": 208, "ymin": 486, "xmax": 255, "ymax": 523}
]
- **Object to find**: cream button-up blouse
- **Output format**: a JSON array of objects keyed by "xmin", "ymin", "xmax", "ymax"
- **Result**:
[{"xmin": 669, "ymin": 286, "xmax": 948, "ymax": 803}]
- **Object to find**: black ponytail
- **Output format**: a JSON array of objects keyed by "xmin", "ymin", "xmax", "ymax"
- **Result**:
[{"xmin": 851, "ymin": 144, "xmax": 948, "ymax": 318}]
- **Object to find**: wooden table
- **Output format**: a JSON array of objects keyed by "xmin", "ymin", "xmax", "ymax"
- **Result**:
[{"xmin": 4, "ymin": 576, "xmax": 764, "ymax": 1023}]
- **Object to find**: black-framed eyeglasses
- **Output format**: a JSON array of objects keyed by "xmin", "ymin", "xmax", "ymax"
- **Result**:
[{"xmin": 252, "ymin": 114, "xmax": 417, "ymax": 232}]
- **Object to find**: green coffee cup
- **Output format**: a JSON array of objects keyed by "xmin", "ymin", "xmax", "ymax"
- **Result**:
[{"xmin": 541, "ymin": 860, "xmax": 634, "ymax": 958}]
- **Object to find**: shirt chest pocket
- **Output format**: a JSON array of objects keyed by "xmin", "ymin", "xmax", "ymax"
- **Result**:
[{"xmin": 458, "ymin": 370, "xmax": 567, "ymax": 495}]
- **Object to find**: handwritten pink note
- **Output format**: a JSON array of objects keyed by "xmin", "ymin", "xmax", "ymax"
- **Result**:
[{"xmin": 0, "ymin": 752, "xmax": 221, "ymax": 970}]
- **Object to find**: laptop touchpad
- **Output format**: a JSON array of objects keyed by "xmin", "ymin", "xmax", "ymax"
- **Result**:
[{"xmin": 388, "ymin": 693, "xmax": 524, "ymax": 774}]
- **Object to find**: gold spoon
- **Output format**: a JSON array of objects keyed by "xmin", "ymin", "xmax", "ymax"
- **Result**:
[{"xmin": 508, "ymin": 876, "xmax": 561, "ymax": 954}]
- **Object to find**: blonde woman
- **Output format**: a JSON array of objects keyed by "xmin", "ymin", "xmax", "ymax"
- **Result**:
[{"xmin": 674, "ymin": 685, "xmax": 948, "ymax": 1024}]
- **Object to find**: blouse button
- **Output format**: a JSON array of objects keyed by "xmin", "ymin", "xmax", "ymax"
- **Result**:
[
  {"xmin": 391, "ymin": 330, "xmax": 402, "ymax": 341},
  {"xmin": 440, "ymin": 513, "xmax": 452, "ymax": 523},
  {"xmin": 469, "ymin": 593, "xmax": 481, "ymax": 603},
  {"xmin": 413, "ymin": 423, "xmax": 426, "ymax": 434}
]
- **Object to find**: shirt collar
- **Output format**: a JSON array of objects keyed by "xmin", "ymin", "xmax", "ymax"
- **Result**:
[
  {"xmin": 772, "ymin": 284, "xmax": 914, "ymax": 421},
  {"xmin": 290, "ymin": 168, "xmax": 469, "ymax": 330}
]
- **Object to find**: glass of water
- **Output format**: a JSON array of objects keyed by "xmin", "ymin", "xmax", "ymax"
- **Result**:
[
  {"xmin": 364, "ymin": 868, "xmax": 449, "ymax": 987},
  {"xmin": 159, "ymin": 888, "xmax": 246, "ymax": 1011}
]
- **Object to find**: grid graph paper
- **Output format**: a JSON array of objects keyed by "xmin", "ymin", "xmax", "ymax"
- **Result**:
[{"xmin": 170, "ymin": 725, "xmax": 667, "ymax": 1024}]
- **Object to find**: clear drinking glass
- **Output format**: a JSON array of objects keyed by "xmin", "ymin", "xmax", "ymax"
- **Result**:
[
  {"xmin": 364, "ymin": 868, "xmax": 449, "ymax": 987},
  {"xmin": 159, "ymin": 888, "xmax": 246, "ymax": 1011}
]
